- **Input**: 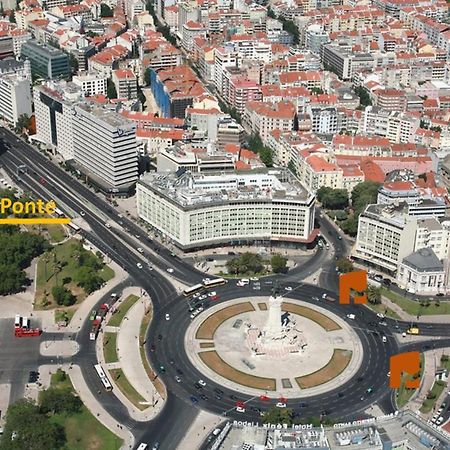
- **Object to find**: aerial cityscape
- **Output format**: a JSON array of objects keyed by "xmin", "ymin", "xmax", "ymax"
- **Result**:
[{"xmin": 0, "ymin": 0, "xmax": 449, "ymax": 448}]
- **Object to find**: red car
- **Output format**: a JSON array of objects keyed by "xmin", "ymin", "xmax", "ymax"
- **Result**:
[{"xmin": 211, "ymin": 295, "xmax": 219, "ymax": 301}]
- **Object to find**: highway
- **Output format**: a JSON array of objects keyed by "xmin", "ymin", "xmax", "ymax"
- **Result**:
[{"xmin": 1, "ymin": 129, "xmax": 450, "ymax": 449}]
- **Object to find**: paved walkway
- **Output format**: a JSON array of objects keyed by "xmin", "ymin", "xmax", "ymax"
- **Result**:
[{"xmin": 97, "ymin": 287, "xmax": 165, "ymax": 422}]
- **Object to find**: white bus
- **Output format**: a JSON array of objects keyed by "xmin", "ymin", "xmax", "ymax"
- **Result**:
[
  {"xmin": 183, "ymin": 284, "xmax": 204, "ymax": 297},
  {"xmin": 54, "ymin": 207, "xmax": 64, "ymax": 217},
  {"xmin": 22, "ymin": 317, "xmax": 29, "ymax": 329},
  {"xmin": 14, "ymin": 315, "xmax": 21, "ymax": 328},
  {"xmin": 94, "ymin": 364, "xmax": 113, "ymax": 391},
  {"xmin": 68, "ymin": 222, "xmax": 80, "ymax": 232},
  {"xmin": 203, "ymin": 278, "xmax": 227, "ymax": 289}
]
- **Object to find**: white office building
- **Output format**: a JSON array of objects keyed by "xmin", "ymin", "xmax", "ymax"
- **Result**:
[
  {"xmin": 33, "ymin": 81, "xmax": 83, "ymax": 160},
  {"xmin": 72, "ymin": 103, "xmax": 138, "ymax": 190},
  {"xmin": 137, "ymin": 169, "xmax": 316, "ymax": 250},
  {"xmin": 0, "ymin": 73, "xmax": 32, "ymax": 126}
]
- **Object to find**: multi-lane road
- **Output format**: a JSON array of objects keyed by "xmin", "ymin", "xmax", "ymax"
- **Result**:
[{"xmin": 1, "ymin": 128, "xmax": 450, "ymax": 449}]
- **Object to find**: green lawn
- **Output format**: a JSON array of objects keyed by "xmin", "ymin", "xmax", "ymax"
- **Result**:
[
  {"xmin": 35, "ymin": 239, "xmax": 115, "ymax": 309},
  {"xmin": 441, "ymin": 355, "xmax": 450, "ymax": 371},
  {"xmin": 108, "ymin": 369, "xmax": 147, "ymax": 410},
  {"xmin": 45, "ymin": 224, "xmax": 66, "ymax": 243},
  {"xmin": 55, "ymin": 308, "xmax": 76, "ymax": 324},
  {"xmin": 396, "ymin": 354, "xmax": 424, "ymax": 408},
  {"xmin": 48, "ymin": 370, "xmax": 122, "ymax": 450},
  {"xmin": 103, "ymin": 332, "xmax": 118, "ymax": 363},
  {"xmin": 381, "ymin": 288, "xmax": 450, "ymax": 316},
  {"xmin": 107, "ymin": 295, "xmax": 139, "ymax": 327},
  {"xmin": 420, "ymin": 380, "xmax": 447, "ymax": 413},
  {"xmin": 366, "ymin": 301, "xmax": 400, "ymax": 319}
]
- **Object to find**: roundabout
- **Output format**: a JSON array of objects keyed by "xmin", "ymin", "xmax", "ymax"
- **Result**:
[
  {"xmin": 148, "ymin": 282, "xmax": 397, "ymax": 422},
  {"xmin": 186, "ymin": 295, "xmax": 363, "ymax": 398}
]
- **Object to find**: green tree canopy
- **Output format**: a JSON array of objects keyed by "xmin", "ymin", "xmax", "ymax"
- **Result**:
[
  {"xmin": 100, "ymin": 3, "xmax": 113, "ymax": 16},
  {"xmin": 106, "ymin": 78, "xmax": 117, "ymax": 99},
  {"xmin": 271, "ymin": 254, "xmax": 287, "ymax": 273},
  {"xmin": 316, "ymin": 187, "xmax": 349, "ymax": 209},
  {"xmin": 1, "ymin": 399, "xmax": 65, "ymax": 450},
  {"xmin": 336, "ymin": 258, "xmax": 354, "ymax": 273},
  {"xmin": 52, "ymin": 285, "xmax": 76, "ymax": 306},
  {"xmin": 226, "ymin": 252, "xmax": 264, "ymax": 275},
  {"xmin": 367, "ymin": 285, "xmax": 381, "ymax": 304},
  {"xmin": 75, "ymin": 266, "xmax": 103, "ymax": 294},
  {"xmin": 262, "ymin": 406, "xmax": 294, "ymax": 425},
  {"xmin": 40, "ymin": 387, "xmax": 82, "ymax": 415}
]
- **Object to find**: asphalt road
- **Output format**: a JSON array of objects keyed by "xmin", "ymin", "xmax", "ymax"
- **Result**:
[{"xmin": 1, "ymin": 130, "xmax": 450, "ymax": 450}]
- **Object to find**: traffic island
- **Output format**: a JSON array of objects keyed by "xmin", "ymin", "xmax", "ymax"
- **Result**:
[{"xmin": 186, "ymin": 297, "xmax": 363, "ymax": 398}]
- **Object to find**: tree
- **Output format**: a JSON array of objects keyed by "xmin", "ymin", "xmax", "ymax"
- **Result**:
[
  {"xmin": 259, "ymin": 146, "xmax": 273, "ymax": 167},
  {"xmin": 310, "ymin": 87, "xmax": 324, "ymax": 95},
  {"xmin": 340, "ymin": 215, "xmax": 359, "ymax": 237},
  {"xmin": 317, "ymin": 187, "xmax": 348, "ymax": 210},
  {"xmin": 336, "ymin": 258, "xmax": 354, "ymax": 273},
  {"xmin": 40, "ymin": 387, "xmax": 82, "ymax": 415},
  {"xmin": 14, "ymin": 114, "xmax": 31, "ymax": 134},
  {"xmin": 367, "ymin": 285, "xmax": 381, "ymax": 305},
  {"xmin": 1, "ymin": 399, "xmax": 66, "ymax": 450},
  {"xmin": 75, "ymin": 266, "xmax": 103, "ymax": 293},
  {"xmin": 144, "ymin": 67, "xmax": 151, "ymax": 86},
  {"xmin": 351, "ymin": 181, "xmax": 380, "ymax": 214},
  {"xmin": 100, "ymin": 3, "xmax": 113, "ymax": 17},
  {"xmin": 262, "ymin": 406, "xmax": 294, "ymax": 425},
  {"xmin": 355, "ymin": 86, "xmax": 372, "ymax": 107},
  {"xmin": 271, "ymin": 254, "xmax": 287, "ymax": 273},
  {"xmin": 52, "ymin": 285, "xmax": 75, "ymax": 306},
  {"xmin": 9, "ymin": 10, "xmax": 15, "ymax": 23},
  {"xmin": 226, "ymin": 252, "xmax": 264, "ymax": 275},
  {"xmin": 106, "ymin": 78, "xmax": 117, "ymax": 99}
]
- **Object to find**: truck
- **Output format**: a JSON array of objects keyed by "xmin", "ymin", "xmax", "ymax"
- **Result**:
[{"xmin": 89, "ymin": 320, "xmax": 101, "ymax": 341}]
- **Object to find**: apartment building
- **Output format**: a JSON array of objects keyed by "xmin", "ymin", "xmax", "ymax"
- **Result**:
[
  {"xmin": 243, "ymin": 101, "xmax": 296, "ymax": 144},
  {"xmin": 181, "ymin": 21, "xmax": 206, "ymax": 53},
  {"xmin": 72, "ymin": 72, "xmax": 107, "ymax": 96},
  {"xmin": 112, "ymin": 69, "xmax": 137, "ymax": 100},
  {"xmin": 227, "ymin": 77, "xmax": 262, "ymax": 114},
  {"xmin": 136, "ymin": 169, "xmax": 316, "ymax": 250},
  {"xmin": 0, "ymin": 73, "xmax": 32, "ymax": 126}
]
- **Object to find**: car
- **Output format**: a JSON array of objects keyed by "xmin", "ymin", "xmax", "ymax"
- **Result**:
[
  {"xmin": 199, "ymin": 295, "xmax": 208, "ymax": 300},
  {"xmin": 215, "ymin": 394, "xmax": 222, "ymax": 400},
  {"xmin": 366, "ymin": 387, "xmax": 373, "ymax": 394},
  {"xmin": 230, "ymin": 394, "xmax": 238, "ymax": 400},
  {"xmin": 253, "ymin": 286, "xmax": 261, "ymax": 290},
  {"xmin": 137, "ymin": 444, "xmax": 148, "ymax": 450},
  {"xmin": 208, "ymin": 291, "xmax": 217, "ymax": 297},
  {"xmin": 80, "ymin": 210, "xmax": 86, "ymax": 216},
  {"xmin": 28, "ymin": 371, "xmax": 38, "ymax": 383},
  {"xmin": 250, "ymin": 277, "xmax": 259, "ymax": 281},
  {"xmin": 200, "ymin": 394, "xmax": 208, "ymax": 401},
  {"xmin": 157, "ymin": 334, "xmax": 163, "ymax": 340},
  {"xmin": 198, "ymin": 379, "xmax": 206, "ymax": 387},
  {"xmin": 137, "ymin": 247, "xmax": 144, "ymax": 253},
  {"xmin": 190, "ymin": 396, "xmax": 199, "ymax": 404},
  {"xmin": 251, "ymin": 406, "xmax": 261, "ymax": 413},
  {"xmin": 284, "ymin": 286, "xmax": 293, "ymax": 291},
  {"xmin": 338, "ymin": 235, "xmax": 342, "ymax": 240},
  {"xmin": 346, "ymin": 314, "xmax": 355, "ymax": 320},
  {"xmin": 159, "ymin": 365, "xmax": 165, "ymax": 373},
  {"xmin": 276, "ymin": 402, "xmax": 287, "ymax": 408},
  {"xmin": 202, "ymin": 278, "xmax": 211, "ymax": 284},
  {"xmin": 89, "ymin": 310, "xmax": 97, "ymax": 320},
  {"xmin": 376, "ymin": 313, "xmax": 385, "ymax": 319},
  {"xmin": 105, "ymin": 223, "xmax": 111, "ymax": 228},
  {"xmin": 147, "ymin": 265, "xmax": 154, "ymax": 271},
  {"xmin": 236, "ymin": 407, "xmax": 246, "ymax": 413},
  {"xmin": 190, "ymin": 311, "xmax": 199, "ymax": 319},
  {"xmin": 211, "ymin": 295, "xmax": 219, "ymax": 301},
  {"xmin": 357, "ymin": 376, "xmax": 364, "ymax": 382},
  {"xmin": 312, "ymin": 296, "xmax": 319, "ymax": 302},
  {"xmin": 382, "ymin": 336, "xmax": 387, "ymax": 343},
  {"xmin": 151, "ymin": 443, "xmax": 160, "ymax": 450},
  {"xmin": 379, "ymin": 321, "xmax": 387, "ymax": 326},
  {"xmin": 150, "ymin": 344, "xmax": 155, "ymax": 352},
  {"xmin": 437, "ymin": 417, "xmax": 444, "ymax": 425},
  {"xmin": 165, "ymin": 313, "xmax": 170, "ymax": 321},
  {"xmin": 136, "ymin": 262, "xmax": 143, "ymax": 269},
  {"xmin": 167, "ymin": 268, "xmax": 174, "ymax": 273},
  {"xmin": 337, "ymin": 393, "xmax": 344, "ymax": 398},
  {"xmin": 214, "ymin": 388, "xmax": 224, "ymax": 395},
  {"xmin": 436, "ymin": 293, "xmax": 445, "ymax": 297},
  {"xmin": 322, "ymin": 293, "xmax": 327, "ymax": 299},
  {"xmin": 196, "ymin": 306, "xmax": 204, "ymax": 313}
]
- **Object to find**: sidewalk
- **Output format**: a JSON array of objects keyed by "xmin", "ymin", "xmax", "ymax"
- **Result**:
[
  {"xmin": 176, "ymin": 410, "xmax": 225, "ymax": 450},
  {"xmin": 97, "ymin": 287, "xmax": 165, "ymax": 422}
]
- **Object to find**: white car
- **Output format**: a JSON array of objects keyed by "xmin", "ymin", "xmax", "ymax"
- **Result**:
[
  {"xmin": 250, "ymin": 277, "xmax": 259, "ymax": 281},
  {"xmin": 203, "ymin": 278, "xmax": 211, "ymax": 284},
  {"xmin": 284, "ymin": 287, "xmax": 293, "ymax": 291},
  {"xmin": 193, "ymin": 293, "xmax": 201, "ymax": 298},
  {"xmin": 136, "ymin": 262, "xmax": 143, "ymax": 269},
  {"xmin": 236, "ymin": 407, "xmax": 246, "ymax": 413},
  {"xmin": 313, "ymin": 296, "xmax": 319, "ymax": 301},
  {"xmin": 167, "ymin": 268, "xmax": 174, "ymax": 273},
  {"xmin": 175, "ymin": 376, "xmax": 181, "ymax": 383},
  {"xmin": 322, "ymin": 293, "xmax": 327, "ymax": 299},
  {"xmin": 105, "ymin": 223, "xmax": 111, "ymax": 228},
  {"xmin": 148, "ymin": 265, "xmax": 154, "ymax": 271},
  {"xmin": 346, "ymin": 314, "xmax": 355, "ymax": 320},
  {"xmin": 377, "ymin": 313, "xmax": 385, "ymax": 319},
  {"xmin": 196, "ymin": 306, "xmax": 204, "ymax": 313},
  {"xmin": 198, "ymin": 379, "xmax": 206, "ymax": 387},
  {"xmin": 165, "ymin": 313, "xmax": 170, "ymax": 321},
  {"xmin": 80, "ymin": 210, "xmax": 86, "ymax": 216},
  {"xmin": 208, "ymin": 291, "xmax": 217, "ymax": 297},
  {"xmin": 190, "ymin": 311, "xmax": 199, "ymax": 319},
  {"xmin": 199, "ymin": 295, "xmax": 208, "ymax": 300},
  {"xmin": 276, "ymin": 402, "xmax": 287, "ymax": 408},
  {"xmin": 137, "ymin": 247, "xmax": 144, "ymax": 253}
]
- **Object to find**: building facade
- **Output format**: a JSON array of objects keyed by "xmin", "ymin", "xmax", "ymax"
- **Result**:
[
  {"xmin": 0, "ymin": 73, "xmax": 32, "ymax": 126},
  {"xmin": 137, "ymin": 169, "xmax": 316, "ymax": 250}
]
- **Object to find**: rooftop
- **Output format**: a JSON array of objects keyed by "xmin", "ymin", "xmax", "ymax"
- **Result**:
[{"xmin": 402, "ymin": 248, "xmax": 444, "ymax": 272}]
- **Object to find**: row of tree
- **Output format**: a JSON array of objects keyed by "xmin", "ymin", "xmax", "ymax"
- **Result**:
[
  {"xmin": 0, "ymin": 371, "xmax": 82, "ymax": 450},
  {"xmin": 247, "ymin": 134, "xmax": 273, "ymax": 167},
  {"xmin": 226, "ymin": 252, "xmax": 287, "ymax": 275}
]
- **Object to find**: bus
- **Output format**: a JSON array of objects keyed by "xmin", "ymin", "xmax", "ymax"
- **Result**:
[
  {"xmin": 183, "ymin": 284, "xmax": 204, "ymax": 297},
  {"xmin": 203, "ymin": 278, "xmax": 227, "ymax": 289},
  {"xmin": 68, "ymin": 222, "xmax": 80, "ymax": 232},
  {"xmin": 22, "ymin": 317, "xmax": 29, "ymax": 329},
  {"xmin": 14, "ymin": 315, "xmax": 21, "ymax": 328},
  {"xmin": 94, "ymin": 364, "xmax": 113, "ymax": 391}
]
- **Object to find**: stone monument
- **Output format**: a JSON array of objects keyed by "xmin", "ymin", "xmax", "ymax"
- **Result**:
[{"xmin": 246, "ymin": 283, "xmax": 307, "ymax": 358}]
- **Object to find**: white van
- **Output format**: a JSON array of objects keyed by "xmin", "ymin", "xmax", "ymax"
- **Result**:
[
  {"xmin": 382, "ymin": 336, "xmax": 387, "ymax": 343},
  {"xmin": 212, "ymin": 428, "xmax": 221, "ymax": 436},
  {"xmin": 137, "ymin": 444, "xmax": 148, "ymax": 450}
]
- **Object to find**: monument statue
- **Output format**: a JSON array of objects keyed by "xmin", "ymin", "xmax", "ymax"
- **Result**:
[{"xmin": 245, "ymin": 289, "xmax": 307, "ymax": 358}]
